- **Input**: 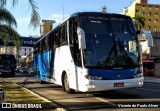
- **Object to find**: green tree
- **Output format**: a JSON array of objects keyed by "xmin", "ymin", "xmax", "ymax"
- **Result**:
[
  {"xmin": 0, "ymin": 8, "xmax": 20, "ymax": 46},
  {"xmin": 0, "ymin": 0, "xmax": 40, "ymax": 65},
  {"xmin": 0, "ymin": 0, "xmax": 40, "ymax": 29},
  {"xmin": 0, "ymin": 0, "xmax": 40, "ymax": 56},
  {"xmin": 132, "ymin": 12, "xmax": 145, "ymax": 30}
]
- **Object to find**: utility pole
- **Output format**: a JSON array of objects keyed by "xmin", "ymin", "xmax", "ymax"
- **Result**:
[{"xmin": 63, "ymin": 5, "xmax": 64, "ymax": 21}]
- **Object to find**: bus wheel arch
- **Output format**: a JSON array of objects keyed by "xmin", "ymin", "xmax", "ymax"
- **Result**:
[{"xmin": 62, "ymin": 71, "xmax": 75, "ymax": 94}]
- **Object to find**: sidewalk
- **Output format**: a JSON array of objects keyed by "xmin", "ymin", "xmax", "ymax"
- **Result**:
[
  {"xmin": 144, "ymin": 77, "xmax": 160, "ymax": 84},
  {"xmin": 0, "ymin": 77, "xmax": 64, "ymax": 111}
]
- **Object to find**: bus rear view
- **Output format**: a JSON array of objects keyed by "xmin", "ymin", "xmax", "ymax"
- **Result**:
[{"xmin": 0, "ymin": 54, "xmax": 16, "ymax": 76}]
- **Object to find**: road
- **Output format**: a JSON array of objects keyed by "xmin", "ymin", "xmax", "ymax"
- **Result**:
[{"xmin": 1, "ymin": 74, "xmax": 160, "ymax": 111}]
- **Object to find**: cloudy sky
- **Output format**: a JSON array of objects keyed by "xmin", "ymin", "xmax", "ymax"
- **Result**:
[{"xmin": 6, "ymin": 0, "xmax": 160, "ymax": 37}]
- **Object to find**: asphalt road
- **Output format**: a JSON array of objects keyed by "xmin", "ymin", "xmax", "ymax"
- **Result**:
[{"xmin": 1, "ymin": 74, "xmax": 160, "ymax": 111}]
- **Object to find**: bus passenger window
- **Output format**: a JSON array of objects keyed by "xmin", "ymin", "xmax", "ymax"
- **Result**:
[
  {"xmin": 61, "ymin": 25, "xmax": 67, "ymax": 44},
  {"xmin": 54, "ymin": 30, "xmax": 60, "ymax": 47}
]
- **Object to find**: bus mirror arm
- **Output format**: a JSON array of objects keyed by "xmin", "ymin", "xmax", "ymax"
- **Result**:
[{"xmin": 77, "ymin": 27, "xmax": 86, "ymax": 49}]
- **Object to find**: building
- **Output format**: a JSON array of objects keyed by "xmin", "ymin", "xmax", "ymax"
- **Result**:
[
  {"xmin": 123, "ymin": 0, "xmax": 160, "ymax": 77},
  {"xmin": 40, "ymin": 19, "xmax": 55, "ymax": 35},
  {"xmin": 123, "ymin": 0, "xmax": 160, "ymax": 32},
  {"xmin": 0, "ymin": 39, "xmax": 17, "ymax": 56}
]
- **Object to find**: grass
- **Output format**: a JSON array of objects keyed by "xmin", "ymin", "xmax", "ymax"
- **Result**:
[{"xmin": 0, "ymin": 81, "xmax": 59, "ymax": 111}]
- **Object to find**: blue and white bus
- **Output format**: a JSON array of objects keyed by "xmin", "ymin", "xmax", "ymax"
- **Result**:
[{"xmin": 34, "ymin": 12, "xmax": 148, "ymax": 93}]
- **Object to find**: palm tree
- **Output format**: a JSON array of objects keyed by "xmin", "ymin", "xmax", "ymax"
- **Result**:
[
  {"xmin": 0, "ymin": 8, "xmax": 20, "ymax": 45},
  {"xmin": 0, "ymin": 0, "xmax": 40, "ymax": 57},
  {"xmin": 0, "ymin": 0, "xmax": 40, "ymax": 29},
  {"xmin": 132, "ymin": 12, "xmax": 145, "ymax": 30}
]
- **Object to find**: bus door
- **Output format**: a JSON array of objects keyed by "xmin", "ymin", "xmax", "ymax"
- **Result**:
[{"xmin": 69, "ymin": 17, "xmax": 81, "ymax": 91}]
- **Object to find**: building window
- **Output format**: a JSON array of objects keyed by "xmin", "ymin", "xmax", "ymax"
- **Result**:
[
  {"xmin": 142, "ymin": 12, "xmax": 145, "ymax": 16},
  {"xmin": 142, "ymin": 5, "xmax": 145, "ymax": 10},
  {"xmin": 149, "ymin": 6, "xmax": 152, "ymax": 10},
  {"xmin": 155, "ymin": 27, "xmax": 157, "ymax": 32},
  {"xmin": 148, "ymin": 26, "xmax": 151, "ymax": 30},
  {"xmin": 148, "ymin": 12, "xmax": 151, "ymax": 16},
  {"xmin": 124, "ymin": 9, "xmax": 128, "ymax": 14},
  {"xmin": 155, "ymin": 13, "xmax": 158, "ymax": 17},
  {"xmin": 136, "ymin": 10, "xmax": 139, "ymax": 12},
  {"xmin": 148, "ymin": 19, "xmax": 151, "ymax": 23},
  {"xmin": 154, "ymin": 19, "xmax": 158, "ymax": 23},
  {"xmin": 155, "ymin": 6, "xmax": 158, "ymax": 10}
]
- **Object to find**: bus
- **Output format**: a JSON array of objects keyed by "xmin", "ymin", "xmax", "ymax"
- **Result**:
[
  {"xmin": 0, "ymin": 54, "xmax": 17, "ymax": 76},
  {"xmin": 34, "ymin": 12, "xmax": 149, "ymax": 93}
]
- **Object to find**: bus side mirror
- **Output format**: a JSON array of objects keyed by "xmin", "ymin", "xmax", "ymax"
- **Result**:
[
  {"xmin": 77, "ymin": 27, "xmax": 86, "ymax": 49},
  {"xmin": 137, "ymin": 29, "xmax": 153, "ymax": 47}
]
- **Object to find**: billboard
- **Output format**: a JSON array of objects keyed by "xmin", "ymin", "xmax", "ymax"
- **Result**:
[
  {"xmin": 0, "ymin": 37, "xmax": 40, "ymax": 47},
  {"xmin": 21, "ymin": 37, "xmax": 40, "ymax": 47}
]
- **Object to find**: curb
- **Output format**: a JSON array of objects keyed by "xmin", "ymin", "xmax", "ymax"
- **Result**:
[{"xmin": 16, "ymin": 83, "xmax": 67, "ymax": 111}]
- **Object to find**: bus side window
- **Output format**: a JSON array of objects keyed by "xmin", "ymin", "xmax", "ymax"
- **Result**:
[
  {"xmin": 44, "ymin": 37, "xmax": 48, "ymax": 51},
  {"xmin": 54, "ymin": 29, "xmax": 61, "ymax": 47},
  {"xmin": 48, "ymin": 32, "xmax": 54, "ymax": 50},
  {"xmin": 42, "ymin": 38, "xmax": 47, "ymax": 52},
  {"xmin": 40, "ymin": 41, "xmax": 43, "ymax": 53},
  {"xmin": 61, "ymin": 23, "xmax": 67, "ymax": 45},
  {"xmin": 34, "ymin": 45, "xmax": 38, "ymax": 55}
]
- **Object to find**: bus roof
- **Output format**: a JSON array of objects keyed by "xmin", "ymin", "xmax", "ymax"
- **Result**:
[
  {"xmin": 35, "ymin": 12, "xmax": 131, "ymax": 45},
  {"xmin": 70, "ymin": 12, "xmax": 131, "ymax": 19}
]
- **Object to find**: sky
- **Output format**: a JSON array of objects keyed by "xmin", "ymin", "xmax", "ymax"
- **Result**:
[{"xmin": 6, "ymin": 0, "xmax": 160, "ymax": 37}]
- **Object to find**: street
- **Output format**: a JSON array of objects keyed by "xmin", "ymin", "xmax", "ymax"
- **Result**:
[{"xmin": 1, "ymin": 74, "xmax": 160, "ymax": 111}]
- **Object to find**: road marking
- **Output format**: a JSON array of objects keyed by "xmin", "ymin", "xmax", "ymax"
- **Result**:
[
  {"xmin": 94, "ymin": 97, "xmax": 116, "ymax": 106},
  {"xmin": 137, "ymin": 88, "xmax": 160, "ymax": 92},
  {"xmin": 145, "ymin": 82, "xmax": 160, "ymax": 85}
]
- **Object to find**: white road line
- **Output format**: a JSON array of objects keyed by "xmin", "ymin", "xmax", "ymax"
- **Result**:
[
  {"xmin": 137, "ymin": 88, "xmax": 160, "ymax": 92},
  {"xmin": 94, "ymin": 97, "xmax": 116, "ymax": 106},
  {"xmin": 145, "ymin": 82, "xmax": 160, "ymax": 85}
]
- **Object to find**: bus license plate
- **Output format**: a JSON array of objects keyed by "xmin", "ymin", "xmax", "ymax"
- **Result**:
[{"xmin": 114, "ymin": 83, "xmax": 124, "ymax": 87}]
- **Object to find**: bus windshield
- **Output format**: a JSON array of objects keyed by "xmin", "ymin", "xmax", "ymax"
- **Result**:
[{"xmin": 80, "ymin": 16, "xmax": 141, "ymax": 69}]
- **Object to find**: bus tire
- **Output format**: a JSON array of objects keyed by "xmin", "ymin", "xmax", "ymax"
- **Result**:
[{"xmin": 63, "ymin": 74, "xmax": 74, "ymax": 94}]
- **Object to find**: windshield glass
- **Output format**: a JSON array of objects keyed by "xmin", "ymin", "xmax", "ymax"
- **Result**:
[{"xmin": 80, "ymin": 16, "xmax": 141, "ymax": 69}]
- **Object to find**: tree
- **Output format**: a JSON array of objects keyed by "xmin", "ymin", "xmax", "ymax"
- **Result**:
[
  {"xmin": 0, "ymin": 8, "xmax": 20, "ymax": 46},
  {"xmin": 132, "ymin": 12, "xmax": 145, "ymax": 30},
  {"xmin": 0, "ymin": 0, "xmax": 40, "ymax": 57},
  {"xmin": 0, "ymin": 0, "xmax": 40, "ymax": 29}
]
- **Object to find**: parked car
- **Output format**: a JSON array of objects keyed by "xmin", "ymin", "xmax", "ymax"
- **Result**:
[{"xmin": 19, "ymin": 67, "xmax": 29, "ymax": 74}]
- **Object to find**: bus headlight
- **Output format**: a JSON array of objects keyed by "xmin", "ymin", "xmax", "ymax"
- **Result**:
[{"xmin": 85, "ymin": 75, "xmax": 103, "ymax": 80}]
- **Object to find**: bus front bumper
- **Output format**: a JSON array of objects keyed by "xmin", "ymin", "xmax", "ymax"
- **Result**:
[{"xmin": 78, "ymin": 77, "xmax": 144, "ymax": 92}]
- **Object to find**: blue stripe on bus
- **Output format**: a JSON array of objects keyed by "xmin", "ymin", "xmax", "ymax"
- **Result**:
[
  {"xmin": 34, "ymin": 50, "xmax": 55, "ymax": 82},
  {"xmin": 88, "ymin": 68, "xmax": 138, "ymax": 80}
]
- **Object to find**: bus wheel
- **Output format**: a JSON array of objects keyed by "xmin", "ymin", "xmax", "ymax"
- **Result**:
[{"xmin": 63, "ymin": 74, "xmax": 74, "ymax": 94}]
